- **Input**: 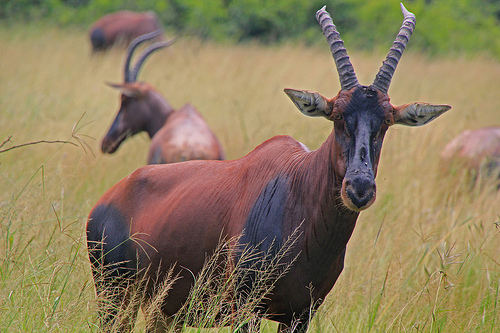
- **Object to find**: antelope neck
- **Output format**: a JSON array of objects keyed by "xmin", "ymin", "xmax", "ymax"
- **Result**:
[
  {"xmin": 144, "ymin": 91, "xmax": 176, "ymax": 138},
  {"xmin": 289, "ymin": 130, "xmax": 359, "ymax": 238}
]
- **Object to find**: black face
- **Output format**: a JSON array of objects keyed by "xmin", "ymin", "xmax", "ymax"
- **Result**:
[
  {"xmin": 101, "ymin": 95, "xmax": 147, "ymax": 154},
  {"xmin": 332, "ymin": 86, "xmax": 392, "ymax": 211}
]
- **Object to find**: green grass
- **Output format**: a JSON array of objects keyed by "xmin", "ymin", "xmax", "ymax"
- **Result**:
[{"xmin": 1, "ymin": 23, "xmax": 499, "ymax": 332}]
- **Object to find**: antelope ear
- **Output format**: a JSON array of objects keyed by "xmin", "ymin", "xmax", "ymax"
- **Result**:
[
  {"xmin": 394, "ymin": 103, "xmax": 451, "ymax": 126},
  {"xmin": 284, "ymin": 88, "xmax": 332, "ymax": 118},
  {"xmin": 106, "ymin": 82, "xmax": 143, "ymax": 98}
]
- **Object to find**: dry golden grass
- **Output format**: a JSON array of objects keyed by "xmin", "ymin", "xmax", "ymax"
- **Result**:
[{"xmin": 0, "ymin": 23, "xmax": 499, "ymax": 332}]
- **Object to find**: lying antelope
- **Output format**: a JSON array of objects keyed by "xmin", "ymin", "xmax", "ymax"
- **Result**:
[
  {"xmin": 101, "ymin": 31, "xmax": 225, "ymax": 164},
  {"xmin": 89, "ymin": 11, "xmax": 163, "ymax": 52},
  {"xmin": 441, "ymin": 126, "xmax": 500, "ymax": 182},
  {"xmin": 88, "ymin": 4, "xmax": 451, "ymax": 332}
]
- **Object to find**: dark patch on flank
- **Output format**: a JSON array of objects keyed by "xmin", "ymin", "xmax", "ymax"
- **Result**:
[
  {"xmin": 240, "ymin": 175, "xmax": 289, "ymax": 256},
  {"xmin": 87, "ymin": 204, "xmax": 137, "ymax": 279},
  {"xmin": 237, "ymin": 175, "xmax": 289, "ymax": 305}
]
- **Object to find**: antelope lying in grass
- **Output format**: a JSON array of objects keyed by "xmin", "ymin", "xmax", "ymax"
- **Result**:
[
  {"xmin": 101, "ymin": 31, "xmax": 225, "ymax": 164},
  {"xmin": 88, "ymin": 4, "xmax": 450, "ymax": 332},
  {"xmin": 441, "ymin": 126, "xmax": 500, "ymax": 184}
]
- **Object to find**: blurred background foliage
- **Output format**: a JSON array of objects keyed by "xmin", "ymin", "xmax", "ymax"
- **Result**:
[{"xmin": 1, "ymin": 0, "xmax": 500, "ymax": 58}]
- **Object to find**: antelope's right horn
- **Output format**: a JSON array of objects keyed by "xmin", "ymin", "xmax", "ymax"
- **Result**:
[
  {"xmin": 124, "ymin": 30, "xmax": 162, "ymax": 83},
  {"xmin": 316, "ymin": 6, "xmax": 359, "ymax": 91},
  {"xmin": 130, "ymin": 39, "xmax": 176, "ymax": 83}
]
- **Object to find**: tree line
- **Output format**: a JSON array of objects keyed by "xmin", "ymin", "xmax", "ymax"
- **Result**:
[{"xmin": 2, "ymin": 0, "xmax": 500, "ymax": 58}]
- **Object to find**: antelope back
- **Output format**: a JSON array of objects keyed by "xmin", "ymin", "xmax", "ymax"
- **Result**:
[{"xmin": 148, "ymin": 104, "xmax": 226, "ymax": 164}]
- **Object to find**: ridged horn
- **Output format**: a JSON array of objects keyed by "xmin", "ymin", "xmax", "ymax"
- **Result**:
[
  {"xmin": 130, "ymin": 38, "xmax": 176, "ymax": 82},
  {"xmin": 316, "ymin": 6, "xmax": 359, "ymax": 91},
  {"xmin": 372, "ymin": 3, "xmax": 416, "ymax": 94},
  {"xmin": 124, "ymin": 30, "xmax": 162, "ymax": 83}
]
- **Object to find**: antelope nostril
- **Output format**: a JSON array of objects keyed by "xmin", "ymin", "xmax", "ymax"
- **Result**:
[
  {"xmin": 347, "ymin": 188, "xmax": 374, "ymax": 208},
  {"xmin": 353, "ymin": 177, "xmax": 374, "ymax": 192},
  {"xmin": 345, "ymin": 177, "xmax": 376, "ymax": 209}
]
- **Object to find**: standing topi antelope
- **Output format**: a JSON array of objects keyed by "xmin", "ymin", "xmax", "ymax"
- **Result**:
[
  {"xmin": 101, "ymin": 31, "xmax": 225, "ymax": 164},
  {"xmin": 89, "ymin": 11, "xmax": 164, "ymax": 52},
  {"xmin": 87, "ymin": 4, "xmax": 451, "ymax": 332}
]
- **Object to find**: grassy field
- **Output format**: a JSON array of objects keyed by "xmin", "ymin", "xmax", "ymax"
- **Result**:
[{"xmin": 1, "ymin": 23, "xmax": 499, "ymax": 332}]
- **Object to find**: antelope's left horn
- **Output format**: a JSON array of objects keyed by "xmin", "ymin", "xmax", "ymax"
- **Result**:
[{"xmin": 372, "ymin": 3, "xmax": 416, "ymax": 94}]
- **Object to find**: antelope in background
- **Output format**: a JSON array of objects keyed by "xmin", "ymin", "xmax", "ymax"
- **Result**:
[
  {"xmin": 88, "ymin": 4, "xmax": 451, "ymax": 332},
  {"xmin": 441, "ymin": 126, "xmax": 500, "ymax": 183},
  {"xmin": 89, "ymin": 11, "xmax": 164, "ymax": 52},
  {"xmin": 101, "ymin": 31, "xmax": 225, "ymax": 164}
]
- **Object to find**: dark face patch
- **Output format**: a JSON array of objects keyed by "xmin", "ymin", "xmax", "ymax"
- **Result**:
[
  {"xmin": 101, "ymin": 95, "xmax": 148, "ymax": 154},
  {"xmin": 334, "ymin": 87, "xmax": 390, "ymax": 165},
  {"xmin": 332, "ymin": 86, "xmax": 392, "ymax": 210}
]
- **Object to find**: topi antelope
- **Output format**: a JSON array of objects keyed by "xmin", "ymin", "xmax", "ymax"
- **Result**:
[
  {"xmin": 101, "ymin": 31, "xmax": 225, "ymax": 164},
  {"xmin": 441, "ymin": 126, "xmax": 500, "ymax": 183},
  {"xmin": 87, "ymin": 4, "xmax": 451, "ymax": 332},
  {"xmin": 89, "ymin": 11, "xmax": 164, "ymax": 52}
]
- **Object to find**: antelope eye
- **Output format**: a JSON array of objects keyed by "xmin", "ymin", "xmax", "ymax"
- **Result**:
[
  {"xmin": 333, "ymin": 113, "xmax": 343, "ymax": 120},
  {"xmin": 384, "ymin": 118, "xmax": 392, "ymax": 125}
]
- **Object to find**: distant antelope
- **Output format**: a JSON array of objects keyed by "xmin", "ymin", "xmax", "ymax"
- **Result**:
[
  {"xmin": 101, "ymin": 31, "xmax": 225, "ymax": 164},
  {"xmin": 441, "ymin": 126, "xmax": 500, "ymax": 181},
  {"xmin": 88, "ymin": 4, "xmax": 450, "ymax": 332},
  {"xmin": 89, "ymin": 11, "xmax": 163, "ymax": 52}
]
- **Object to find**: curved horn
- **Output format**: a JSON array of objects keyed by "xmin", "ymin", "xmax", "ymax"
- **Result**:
[
  {"xmin": 316, "ymin": 6, "xmax": 359, "ymax": 91},
  {"xmin": 124, "ymin": 30, "xmax": 162, "ymax": 83},
  {"xmin": 372, "ymin": 3, "xmax": 416, "ymax": 94},
  {"xmin": 130, "ymin": 38, "xmax": 176, "ymax": 82}
]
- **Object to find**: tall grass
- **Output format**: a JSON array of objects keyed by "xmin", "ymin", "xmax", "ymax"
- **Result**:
[{"xmin": 0, "ymin": 23, "xmax": 499, "ymax": 332}]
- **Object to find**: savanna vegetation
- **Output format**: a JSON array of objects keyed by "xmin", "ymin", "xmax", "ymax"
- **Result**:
[{"xmin": 1, "ymin": 3, "xmax": 500, "ymax": 332}]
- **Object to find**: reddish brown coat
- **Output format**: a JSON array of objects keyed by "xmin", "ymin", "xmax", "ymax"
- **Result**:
[
  {"xmin": 148, "ymin": 103, "xmax": 225, "ymax": 163},
  {"xmin": 91, "ymin": 133, "xmax": 354, "ymax": 322},
  {"xmin": 89, "ymin": 86, "xmax": 450, "ymax": 331}
]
